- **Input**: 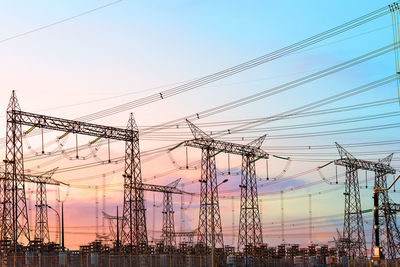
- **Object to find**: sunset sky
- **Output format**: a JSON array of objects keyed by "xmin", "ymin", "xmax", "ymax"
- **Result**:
[{"xmin": 0, "ymin": 0, "xmax": 399, "ymax": 250}]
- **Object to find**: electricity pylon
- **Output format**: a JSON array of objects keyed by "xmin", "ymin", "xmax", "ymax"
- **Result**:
[
  {"xmin": 334, "ymin": 143, "xmax": 397, "ymax": 259},
  {"xmin": 182, "ymin": 120, "xmax": 268, "ymax": 257}
]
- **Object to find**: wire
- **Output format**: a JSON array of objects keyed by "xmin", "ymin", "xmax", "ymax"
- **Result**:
[{"xmin": 0, "ymin": 0, "xmax": 123, "ymax": 44}]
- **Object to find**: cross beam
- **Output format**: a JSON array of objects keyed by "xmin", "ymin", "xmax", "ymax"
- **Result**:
[
  {"xmin": 129, "ymin": 179, "xmax": 193, "ymax": 195},
  {"xmin": 334, "ymin": 158, "xmax": 396, "ymax": 174},
  {"xmin": 183, "ymin": 138, "xmax": 268, "ymax": 159},
  {"xmin": 12, "ymin": 110, "xmax": 135, "ymax": 142}
]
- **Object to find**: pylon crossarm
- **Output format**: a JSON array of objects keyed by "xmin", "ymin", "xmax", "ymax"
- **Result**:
[
  {"xmin": 334, "ymin": 158, "xmax": 396, "ymax": 174},
  {"xmin": 131, "ymin": 182, "xmax": 193, "ymax": 195},
  {"xmin": 184, "ymin": 138, "xmax": 268, "ymax": 158},
  {"xmin": 11, "ymin": 110, "xmax": 136, "ymax": 142},
  {"xmin": 247, "ymin": 134, "xmax": 267, "ymax": 149},
  {"xmin": 0, "ymin": 172, "xmax": 65, "ymax": 186},
  {"xmin": 379, "ymin": 153, "xmax": 394, "ymax": 166}
]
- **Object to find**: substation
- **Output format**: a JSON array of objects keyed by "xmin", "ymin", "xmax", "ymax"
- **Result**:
[{"xmin": 2, "ymin": 2, "xmax": 400, "ymax": 267}]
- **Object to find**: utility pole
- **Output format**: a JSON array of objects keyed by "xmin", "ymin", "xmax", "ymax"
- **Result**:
[{"xmin": 116, "ymin": 206, "xmax": 119, "ymax": 250}]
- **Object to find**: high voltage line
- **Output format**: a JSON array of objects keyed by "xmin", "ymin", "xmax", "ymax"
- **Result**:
[
  {"xmin": 13, "ymin": 73, "xmax": 398, "ymax": 180},
  {"xmin": 3, "ymin": 4, "xmax": 391, "ymax": 143}
]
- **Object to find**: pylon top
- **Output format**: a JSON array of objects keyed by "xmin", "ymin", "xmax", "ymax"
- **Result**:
[
  {"xmin": 247, "ymin": 134, "xmax": 267, "ymax": 149},
  {"xmin": 378, "ymin": 153, "xmax": 394, "ymax": 166},
  {"xmin": 335, "ymin": 142, "xmax": 355, "ymax": 160},
  {"xmin": 127, "ymin": 112, "xmax": 138, "ymax": 131},
  {"xmin": 7, "ymin": 90, "xmax": 21, "ymax": 111},
  {"xmin": 186, "ymin": 119, "xmax": 212, "ymax": 140},
  {"xmin": 166, "ymin": 178, "xmax": 181, "ymax": 188}
]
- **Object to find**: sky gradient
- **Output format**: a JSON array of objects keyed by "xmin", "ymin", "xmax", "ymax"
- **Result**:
[{"xmin": 0, "ymin": 0, "xmax": 399, "ymax": 250}]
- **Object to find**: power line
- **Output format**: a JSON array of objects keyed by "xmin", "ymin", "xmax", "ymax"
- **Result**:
[{"xmin": 0, "ymin": 0, "xmax": 123, "ymax": 44}]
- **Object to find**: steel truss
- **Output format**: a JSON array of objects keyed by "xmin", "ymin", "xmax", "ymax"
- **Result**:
[
  {"xmin": 1, "ymin": 91, "xmax": 145, "ymax": 250},
  {"xmin": 183, "ymin": 120, "xmax": 268, "ymax": 256}
]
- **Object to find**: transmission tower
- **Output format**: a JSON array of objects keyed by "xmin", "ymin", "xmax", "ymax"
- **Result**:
[
  {"xmin": 106, "ymin": 179, "xmax": 192, "ymax": 252},
  {"xmin": 238, "ymin": 135, "xmax": 266, "ymax": 255},
  {"xmin": 184, "ymin": 121, "xmax": 224, "ymax": 252},
  {"xmin": 121, "ymin": 113, "xmax": 148, "ymax": 252},
  {"xmin": 1, "ymin": 90, "xmax": 30, "ymax": 247},
  {"xmin": 334, "ymin": 143, "xmax": 367, "ymax": 258},
  {"xmin": 335, "ymin": 143, "xmax": 397, "ymax": 258},
  {"xmin": 182, "ymin": 120, "xmax": 268, "ymax": 255},
  {"xmin": 161, "ymin": 179, "xmax": 180, "ymax": 251},
  {"xmin": 132, "ymin": 179, "xmax": 192, "ymax": 252},
  {"xmin": 0, "ymin": 168, "xmax": 66, "ymax": 245},
  {"xmin": 372, "ymin": 154, "xmax": 400, "ymax": 259},
  {"xmin": 32, "ymin": 168, "xmax": 62, "ymax": 244},
  {"xmin": 0, "ymin": 91, "xmax": 145, "ymax": 250}
]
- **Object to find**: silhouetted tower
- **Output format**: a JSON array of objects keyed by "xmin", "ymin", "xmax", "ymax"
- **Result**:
[
  {"xmin": 184, "ymin": 121, "xmax": 224, "ymax": 251},
  {"xmin": 132, "ymin": 179, "xmax": 191, "ymax": 251},
  {"xmin": 106, "ymin": 179, "xmax": 191, "ymax": 252},
  {"xmin": 238, "ymin": 135, "xmax": 266, "ymax": 254},
  {"xmin": 0, "ymin": 91, "xmax": 142, "ymax": 248},
  {"xmin": 121, "ymin": 113, "xmax": 148, "ymax": 252},
  {"xmin": 334, "ymin": 143, "xmax": 367, "ymax": 258},
  {"xmin": 372, "ymin": 154, "xmax": 400, "ymax": 259},
  {"xmin": 183, "ymin": 120, "xmax": 268, "ymax": 255},
  {"xmin": 1, "ymin": 168, "xmax": 67, "ymax": 244},
  {"xmin": 35, "ymin": 182, "xmax": 49, "ymax": 243},
  {"xmin": 33, "ymin": 168, "xmax": 63, "ymax": 243},
  {"xmin": 1, "ymin": 90, "xmax": 30, "ymax": 246},
  {"xmin": 161, "ymin": 179, "xmax": 181, "ymax": 250}
]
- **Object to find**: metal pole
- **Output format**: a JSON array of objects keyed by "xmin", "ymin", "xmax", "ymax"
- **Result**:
[
  {"xmin": 211, "ymin": 191, "xmax": 214, "ymax": 267},
  {"xmin": 62, "ymin": 202, "xmax": 65, "ymax": 251},
  {"xmin": 116, "ymin": 206, "xmax": 120, "ymax": 249},
  {"xmin": 373, "ymin": 188, "xmax": 381, "ymax": 260}
]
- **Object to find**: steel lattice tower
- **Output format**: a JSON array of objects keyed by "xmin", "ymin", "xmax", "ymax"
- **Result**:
[
  {"xmin": 372, "ymin": 154, "xmax": 400, "ymax": 259},
  {"xmin": 105, "ymin": 178, "xmax": 190, "ymax": 251},
  {"xmin": 160, "ymin": 179, "xmax": 184, "ymax": 251},
  {"xmin": 162, "ymin": 191, "xmax": 176, "ymax": 250},
  {"xmin": 335, "ymin": 143, "xmax": 367, "ymax": 258},
  {"xmin": 183, "ymin": 120, "xmax": 268, "ymax": 256},
  {"xmin": 33, "ymin": 168, "xmax": 61, "ymax": 244},
  {"xmin": 121, "ymin": 113, "xmax": 148, "ymax": 251},
  {"xmin": 1, "ymin": 90, "xmax": 30, "ymax": 246},
  {"xmin": 34, "ymin": 181, "xmax": 50, "ymax": 243},
  {"xmin": 186, "ymin": 121, "xmax": 224, "ymax": 250},
  {"xmin": 238, "ymin": 135, "xmax": 266, "ymax": 254},
  {"xmin": 198, "ymin": 147, "xmax": 224, "ymax": 249},
  {"xmin": 1, "ymin": 91, "xmax": 143, "ymax": 249}
]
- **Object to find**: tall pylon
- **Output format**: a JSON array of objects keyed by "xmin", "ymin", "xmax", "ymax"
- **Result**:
[
  {"xmin": 372, "ymin": 153, "xmax": 400, "ymax": 259},
  {"xmin": 334, "ymin": 143, "xmax": 367, "ymax": 258},
  {"xmin": 121, "ymin": 113, "xmax": 148, "ymax": 252},
  {"xmin": 33, "ymin": 168, "xmax": 60, "ymax": 244},
  {"xmin": 34, "ymin": 181, "xmax": 50, "ymax": 243},
  {"xmin": 186, "ymin": 121, "xmax": 224, "ymax": 251},
  {"xmin": 105, "ymin": 179, "xmax": 191, "ymax": 251},
  {"xmin": 161, "ymin": 179, "xmax": 180, "ymax": 251},
  {"xmin": 238, "ymin": 135, "xmax": 266, "ymax": 255},
  {"xmin": 1, "ymin": 90, "xmax": 30, "ymax": 247},
  {"xmin": 183, "ymin": 120, "xmax": 268, "ymax": 259}
]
